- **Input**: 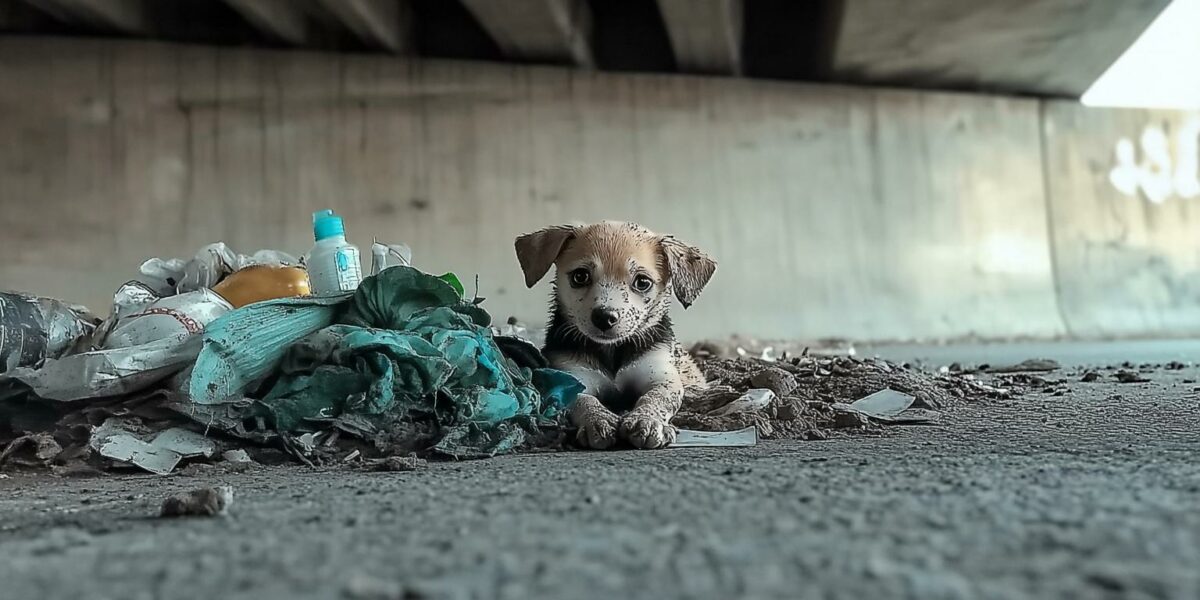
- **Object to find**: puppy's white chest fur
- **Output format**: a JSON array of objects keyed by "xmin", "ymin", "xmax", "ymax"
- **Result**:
[{"xmin": 546, "ymin": 342, "xmax": 705, "ymax": 411}]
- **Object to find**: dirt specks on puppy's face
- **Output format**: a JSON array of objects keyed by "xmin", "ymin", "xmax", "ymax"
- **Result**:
[
  {"xmin": 554, "ymin": 222, "xmax": 670, "ymax": 343},
  {"xmin": 514, "ymin": 221, "xmax": 717, "ymax": 345}
]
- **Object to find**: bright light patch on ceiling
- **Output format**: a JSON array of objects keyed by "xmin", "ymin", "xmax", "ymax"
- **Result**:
[{"xmin": 1081, "ymin": 0, "xmax": 1200, "ymax": 110}]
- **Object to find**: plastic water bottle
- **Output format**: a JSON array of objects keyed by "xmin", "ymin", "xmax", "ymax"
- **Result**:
[{"xmin": 307, "ymin": 209, "xmax": 363, "ymax": 295}]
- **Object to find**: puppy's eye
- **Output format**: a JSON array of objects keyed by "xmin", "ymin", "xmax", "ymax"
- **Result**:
[
  {"xmin": 632, "ymin": 275, "xmax": 654, "ymax": 293},
  {"xmin": 569, "ymin": 268, "xmax": 591, "ymax": 287}
]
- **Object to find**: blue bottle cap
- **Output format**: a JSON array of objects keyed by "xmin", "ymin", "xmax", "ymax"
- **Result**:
[{"xmin": 313, "ymin": 209, "xmax": 345, "ymax": 241}]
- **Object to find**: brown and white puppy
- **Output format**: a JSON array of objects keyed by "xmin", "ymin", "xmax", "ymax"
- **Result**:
[{"xmin": 514, "ymin": 221, "xmax": 716, "ymax": 449}]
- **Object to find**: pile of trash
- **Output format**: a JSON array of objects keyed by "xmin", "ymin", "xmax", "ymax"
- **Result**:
[{"xmin": 0, "ymin": 223, "xmax": 583, "ymax": 475}]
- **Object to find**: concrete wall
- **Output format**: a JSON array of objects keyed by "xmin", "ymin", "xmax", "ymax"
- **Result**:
[
  {"xmin": 0, "ymin": 38, "xmax": 1196, "ymax": 342},
  {"xmin": 1042, "ymin": 103, "xmax": 1200, "ymax": 338}
]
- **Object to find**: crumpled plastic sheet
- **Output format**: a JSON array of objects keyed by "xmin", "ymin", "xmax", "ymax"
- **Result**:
[
  {"xmin": 71, "ymin": 281, "xmax": 162, "ymax": 352},
  {"xmin": 0, "ymin": 292, "xmax": 96, "ymax": 374},
  {"xmin": 1, "ymin": 288, "xmax": 233, "ymax": 402},
  {"xmin": 104, "ymin": 289, "xmax": 232, "ymax": 350},
  {"xmin": 2, "ymin": 335, "xmax": 203, "ymax": 402},
  {"xmin": 136, "ymin": 242, "xmax": 298, "ymax": 298},
  {"xmin": 188, "ymin": 266, "xmax": 582, "ymax": 458}
]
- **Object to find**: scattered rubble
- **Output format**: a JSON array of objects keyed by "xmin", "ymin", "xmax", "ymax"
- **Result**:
[
  {"xmin": 15, "ymin": 346, "xmax": 1186, "ymax": 468},
  {"xmin": 985, "ymin": 359, "xmax": 1061, "ymax": 374},
  {"xmin": 0, "ymin": 432, "xmax": 62, "ymax": 468},
  {"xmin": 221, "ymin": 449, "xmax": 253, "ymax": 464},
  {"xmin": 1115, "ymin": 370, "xmax": 1151, "ymax": 384},
  {"xmin": 689, "ymin": 338, "xmax": 858, "ymax": 362},
  {"xmin": 370, "ymin": 454, "xmax": 426, "ymax": 472},
  {"xmin": 675, "ymin": 353, "xmax": 1016, "ymax": 439},
  {"xmin": 749, "ymin": 367, "xmax": 797, "ymax": 397},
  {"xmin": 159, "ymin": 486, "xmax": 233, "ymax": 518},
  {"xmin": 709, "ymin": 389, "xmax": 775, "ymax": 417}
]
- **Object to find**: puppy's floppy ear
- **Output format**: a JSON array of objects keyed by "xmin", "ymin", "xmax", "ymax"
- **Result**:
[
  {"xmin": 514, "ymin": 225, "xmax": 577, "ymax": 288},
  {"xmin": 660, "ymin": 236, "xmax": 717, "ymax": 308}
]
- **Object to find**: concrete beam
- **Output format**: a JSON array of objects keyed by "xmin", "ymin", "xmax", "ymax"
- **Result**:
[
  {"xmin": 224, "ymin": 0, "xmax": 309, "ymax": 45},
  {"xmin": 314, "ymin": 0, "xmax": 410, "ymax": 53},
  {"xmin": 832, "ymin": 0, "xmax": 1170, "ymax": 96},
  {"xmin": 461, "ymin": 0, "xmax": 593, "ymax": 67},
  {"xmin": 656, "ymin": 0, "xmax": 742, "ymax": 75},
  {"xmin": 1, "ymin": 0, "xmax": 44, "ymax": 30},
  {"xmin": 21, "ymin": 0, "xmax": 145, "ymax": 33}
]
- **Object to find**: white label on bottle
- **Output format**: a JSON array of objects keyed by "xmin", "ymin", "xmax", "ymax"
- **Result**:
[{"xmin": 334, "ymin": 248, "xmax": 362, "ymax": 291}]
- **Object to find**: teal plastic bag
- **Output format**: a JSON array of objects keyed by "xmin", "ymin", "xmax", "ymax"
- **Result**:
[
  {"xmin": 245, "ymin": 267, "xmax": 581, "ymax": 457},
  {"xmin": 189, "ymin": 294, "xmax": 349, "ymax": 405}
]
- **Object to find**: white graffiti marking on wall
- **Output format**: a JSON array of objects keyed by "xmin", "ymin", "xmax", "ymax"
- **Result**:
[{"xmin": 1109, "ymin": 117, "xmax": 1200, "ymax": 204}]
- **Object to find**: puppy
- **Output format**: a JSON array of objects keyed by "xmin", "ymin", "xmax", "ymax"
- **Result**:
[{"xmin": 514, "ymin": 221, "xmax": 716, "ymax": 449}]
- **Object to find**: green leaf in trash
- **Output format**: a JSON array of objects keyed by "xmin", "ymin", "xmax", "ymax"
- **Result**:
[{"xmin": 437, "ymin": 272, "xmax": 465, "ymax": 298}]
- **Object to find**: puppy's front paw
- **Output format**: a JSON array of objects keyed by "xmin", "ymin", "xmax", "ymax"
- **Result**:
[
  {"xmin": 577, "ymin": 410, "xmax": 619, "ymax": 449},
  {"xmin": 619, "ymin": 411, "xmax": 677, "ymax": 449},
  {"xmin": 571, "ymin": 394, "xmax": 620, "ymax": 449}
]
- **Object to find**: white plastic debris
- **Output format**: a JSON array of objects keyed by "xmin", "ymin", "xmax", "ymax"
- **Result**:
[
  {"xmin": 90, "ymin": 419, "xmax": 183, "ymax": 475},
  {"xmin": 370, "ymin": 239, "xmax": 414, "ymax": 275},
  {"xmin": 110, "ymin": 281, "xmax": 160, "ymax": 321},
  {"xmin": 136, "ymin": 242, "xmax": 298, "ymax": 298},
  {"xmin": 150, "ymin": 428, "xmax": 217, "ymax": 459},
  {"xmin": 709, "ymin": 388, "xmax": 775, "ymax": 416},
  {"xmin": 832, "ymin": 389, "xmax": 939, "ymax": 424},
  {"xmin": 96, "ymin": 435, "xmax": 182, "ymax": 475},
  {"xmin": 89, "ymin": 419, "xmax": 218, "ymax": 474},
  {"xmin": 673, "ymin": 426, "xmax": 759, "ymax": 448},
  {"xmin": 104, "ymin": 289, "xmax": 232, "ymax": 349},
  {"xmin": 0, "ymin": 292, "xmax": 95, "ymax": 373},
  {"xmin": 844, "ymin": 389, "xmax": 915, "ymax": 419},
  {"xmin": 497, "ymin": 317, "xmax": 529, "ymax": 339}
]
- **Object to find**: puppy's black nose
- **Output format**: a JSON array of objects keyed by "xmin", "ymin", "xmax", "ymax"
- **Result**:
[{"xmin": 591, "ymin": 308, "xmax": 619, "ymax": 332}]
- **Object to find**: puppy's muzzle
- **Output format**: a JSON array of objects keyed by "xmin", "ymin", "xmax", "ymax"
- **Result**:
[{"xmin": 591, "ymin": 308, "xmax": 619, "ymax": 332}]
